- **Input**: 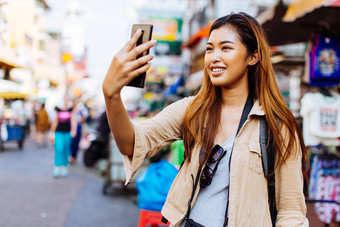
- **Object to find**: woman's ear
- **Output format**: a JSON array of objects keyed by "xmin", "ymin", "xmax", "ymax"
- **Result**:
[{"xmin": 248, "ymin": 50, "xmax": 259, "ymax": 66}]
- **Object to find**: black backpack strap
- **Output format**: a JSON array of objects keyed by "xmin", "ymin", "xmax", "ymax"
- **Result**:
[{"xmin": 260, "ymin": 116, "xmax": 277, "ymax": 226}]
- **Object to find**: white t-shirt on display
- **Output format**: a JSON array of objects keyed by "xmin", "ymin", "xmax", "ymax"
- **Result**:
[{"xmin": 300, "ymin": 92, "xmax": 340, "ymax": 146}]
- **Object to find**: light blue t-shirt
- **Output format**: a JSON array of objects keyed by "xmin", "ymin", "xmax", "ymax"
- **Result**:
[{"xmin": 180, "ymin": 134, "xmax": 235, "ymax": 227}]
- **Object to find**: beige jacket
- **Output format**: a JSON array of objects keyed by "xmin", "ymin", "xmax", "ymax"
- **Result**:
[{"xmin": 123, "ymin": 96, "xmax": 308, "ymax": 227}]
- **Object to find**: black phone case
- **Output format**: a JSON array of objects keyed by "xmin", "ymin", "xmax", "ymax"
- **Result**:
[{"xmin": 127, "ymin": 24, "xmax": 153, "ymax": 88}]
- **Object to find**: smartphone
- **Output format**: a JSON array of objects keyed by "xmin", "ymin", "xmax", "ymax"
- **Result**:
[{"xmin": 126, "ymin": 24, "xmax": 153, "ymax": 88}]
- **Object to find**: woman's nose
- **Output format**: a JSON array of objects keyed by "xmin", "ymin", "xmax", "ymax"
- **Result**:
[{"xmin": 210, "ymin": 50, "xmax": 221, "ymax": 62}]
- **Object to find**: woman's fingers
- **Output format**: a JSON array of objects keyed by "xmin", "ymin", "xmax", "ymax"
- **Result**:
[
  {"xmin": 119, "ymin": 40, "xmax": 155, "ymax": 83},
  {"xmin": 121, "ymin": 55, "xmax": 153, "ymax": 82},
  {"xmin": 124, "ymin": 29, "xmax": 143, "ymax": 52},
  {"xmin": 103, "ymin": 31, "xmax": 156, "ymax": 96},
  {"xmin": 129, "ymin": 63, "xmax": 152, "ymax": 79},
  {"xmin": 106, "ymin": 54, "xmax": 152, "ymax": 87},
  {"xmin": 128, "ymin": 39, "xmax": 156, "ymax": 60},
  {"xmin": 129, "ymin": 54, "xmax": 154, "ymax": 71}
]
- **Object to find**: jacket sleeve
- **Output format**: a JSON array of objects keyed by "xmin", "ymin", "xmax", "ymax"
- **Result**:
[
  {"xmin": 275, "ymin": 127, "xmax": 309, "ymax": 226},
  {"xmin": 122, "ymin": 96, "xmax": 194, "ymax": 185}
]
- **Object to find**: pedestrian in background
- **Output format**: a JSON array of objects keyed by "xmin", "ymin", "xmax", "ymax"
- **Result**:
[
  {"xmin": 103, "ymin": 12, "xmax": 309, "ymax": 226},
  {"xmin": 70, "ymin": 100, "xmax": 89, "ymax": 164},
  {"xmin": 49, "ymin": 96, "xmax": 76, "ymax": 177},
  {"xmin": 35, "ymin": 103, "xmax": 50, "ymax": 148},
  {"xmin": 29, "ymin": 99, "xmax": 41, "ymax": 139}
]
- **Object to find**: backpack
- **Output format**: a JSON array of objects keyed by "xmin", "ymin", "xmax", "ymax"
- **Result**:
[
  {"xmin": 36, "ymin": 108, "xmax": 50, "ymax": 131},
  {"xmin": 136, "ymin": 159, "xmax": 178, "ymax": 211}
]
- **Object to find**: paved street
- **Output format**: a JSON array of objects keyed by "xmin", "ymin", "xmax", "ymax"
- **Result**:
[
  {"xmin": 0, "ymin": 136, "xmax": 140, "ymax": 227},
  {"xmin": 0, "ymin": 134, "xmax": 336, "ymax": 227}
]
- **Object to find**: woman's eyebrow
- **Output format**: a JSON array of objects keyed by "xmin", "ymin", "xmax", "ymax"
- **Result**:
[{"xmin": 206, "ymin": 40, "xmax": 234, "ymax": 45}]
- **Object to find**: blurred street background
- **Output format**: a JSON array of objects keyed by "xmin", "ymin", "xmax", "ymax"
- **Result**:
[{"xmin": 0, "ymin": 0, "xmax": 339, "ymax": 226}]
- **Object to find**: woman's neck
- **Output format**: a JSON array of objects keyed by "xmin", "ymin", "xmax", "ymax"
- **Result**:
[
  {"xmin": 220, "ymin": 88, "xmax": 249, "ymax": 109},
  {"xmin": 215, "ymin": 88, "xmax": 250, "ymax": 144}
]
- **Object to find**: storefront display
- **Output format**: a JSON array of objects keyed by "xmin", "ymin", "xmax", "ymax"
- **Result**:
[
  {"xmin": 301, "ymin": 91, "xmax": 340, "ymax": 225},
  {"xmin": 257, "ymin": 1, "xmax": 340, "ymax": 224}
]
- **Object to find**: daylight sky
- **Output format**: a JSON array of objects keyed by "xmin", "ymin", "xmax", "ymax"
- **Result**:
[{"xmin": 46, "ymin": 0, "xmax": 139, "ymax": 81}]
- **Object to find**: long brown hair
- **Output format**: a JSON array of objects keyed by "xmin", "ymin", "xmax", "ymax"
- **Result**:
[{"xmin": 182, "ymin": 12, "xmax": 308, "ymax": 171}]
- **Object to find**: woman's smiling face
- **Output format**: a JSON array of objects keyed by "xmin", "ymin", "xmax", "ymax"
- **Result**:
[{"xmin": 205, "ymin": 25, "xmax": 254, "ymax": 89}]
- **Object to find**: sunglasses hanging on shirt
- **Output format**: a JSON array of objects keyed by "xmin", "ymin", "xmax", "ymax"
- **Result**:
[{"xmin": 200, "ymin": 144, "xmax": 225, "ymax": 188}]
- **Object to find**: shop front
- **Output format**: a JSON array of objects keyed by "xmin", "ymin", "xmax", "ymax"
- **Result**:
[
  {"xmin": 257, "ymin": 1, "xmax": 340, "ymax": 225},
  {"xmin": 0, "ymin": 80, "xmax": 28, "ymax": 151}
]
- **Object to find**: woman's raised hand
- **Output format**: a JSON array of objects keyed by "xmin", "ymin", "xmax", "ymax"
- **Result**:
[{"xmin": 103, "ymin": 29, "xmax": 156, "ymax": 99}]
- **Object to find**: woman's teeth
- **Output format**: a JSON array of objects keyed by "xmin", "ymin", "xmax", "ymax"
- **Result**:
[{"xmin": 212, "ymin": 68, "xmax": 224, "ymax": 72}]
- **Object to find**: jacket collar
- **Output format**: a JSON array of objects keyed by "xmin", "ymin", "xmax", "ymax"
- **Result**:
[{"xmin": 249, "ymin": 99, "xmax": 265, "ymax": 117}]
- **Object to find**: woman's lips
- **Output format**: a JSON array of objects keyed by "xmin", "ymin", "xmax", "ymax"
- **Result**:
[{"xmin": 210, "ymin": 67, "xmax": 226, "ymax": 76}]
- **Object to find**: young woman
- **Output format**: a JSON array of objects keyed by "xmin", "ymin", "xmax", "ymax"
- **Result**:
[
  {"xmin": 103, "ymin": 12, "xmax": 309, "ymax": 226},
  {"xmin": 49, "ymin": 96, "xmax": 77, "ymax": 177}
]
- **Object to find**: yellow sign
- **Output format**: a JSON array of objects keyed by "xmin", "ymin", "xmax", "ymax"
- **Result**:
[{"xmin": 62, "ymin": 52, "xmax": 73, "ymax": 64}]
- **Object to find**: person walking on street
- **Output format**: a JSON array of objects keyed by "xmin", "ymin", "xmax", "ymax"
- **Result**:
[
  {"xmin": 70, "ymin": 100, "xmax": 89, "ymax": 164},
  {"xmin": 49, "ymin": 96, "xmax": 76, "ymax": 177},
  {"xmin": 30, "ymin": 99, "xmax": 41, "ymax": 139},
  {"xmin": 103, "ymin": 12, "xmax": 309, "ymax": 226},
  {"xmin": 35, "ymin": 103, "xmax": 50, "ymax": 148}
]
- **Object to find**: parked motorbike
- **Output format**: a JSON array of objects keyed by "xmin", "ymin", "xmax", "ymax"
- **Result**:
[
  {"xmin": 83, "ymin": 130, "xmax": 109, "ymax": 167},
  {"xmin": 83, "ymin": 111, "xmax": 111, "ymax": 167}
]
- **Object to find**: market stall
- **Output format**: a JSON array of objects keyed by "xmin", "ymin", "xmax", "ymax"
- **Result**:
[
  {"xmin": 257, "ymin": 0, "xmax": 340, "ymax": 46},
  {"xmin": 257, "ymin": 1, "xmax": 340, "ymax": 225},
  {"xmin": 0, "ymin": 80, "xmax": 28, "ymax": 151}
]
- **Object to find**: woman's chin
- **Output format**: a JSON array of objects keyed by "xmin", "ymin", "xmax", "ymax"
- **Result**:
[{"xmin": 210, "ymin": 78, "xmax": 227, "ymax": 87}]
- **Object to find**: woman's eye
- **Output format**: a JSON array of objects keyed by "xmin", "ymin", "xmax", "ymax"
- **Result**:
[
  {"xmin": 206, "ymin": 47, "xmax": 213, "ymax": 51},
  {"xmin": 222, "ymin": 46, "xmax": 231, "ymax": 50}
]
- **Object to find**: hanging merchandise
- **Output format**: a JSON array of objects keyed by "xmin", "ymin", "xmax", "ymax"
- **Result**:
[
  {"xmin": 303, "ymin": 40, "xmax": 312, "ymax": 84},
  {"xmin": 308, "ymin": 145, "xmax": 340, "ymax": 225},
  {"xmin": 308, "ymin": 35, "xmax": 340, "ymax": 87},
  {"xmin": 300, "ymin": 91, "xmax": 340, "ymax": 146}
]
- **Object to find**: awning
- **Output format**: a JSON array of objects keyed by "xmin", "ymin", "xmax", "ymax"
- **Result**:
[
  {"xmin": 256, "ymin": 4, "xmax": 291, "ymax": 46},
  {"xmin": 257, "ymin": 1, "xmax": 340, "ymax": 46},
  {"xmin": 0, "ymin": 91, "xmax": 28, "ymax": 99},
  {"xmin": 0, "ymin": 79, "xmax": 20, "ymax": 93},
  {"xmin": 283, "ymin": 0, "xmax": 340, "ymax": 22},
  {"xmin": 0, "ymin": 79, "xmax": 28, "ymax": 99},
  {"xmin": 0, "ymin": 46, "xmax": 26, "ymax": 69},
  {"xmin": 182, "ymin": 25, "xmax": 211, "ymax": 48},
  {"xmin": 0, "ymin": 60, "xmax": 23, "ymax": 69}
]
